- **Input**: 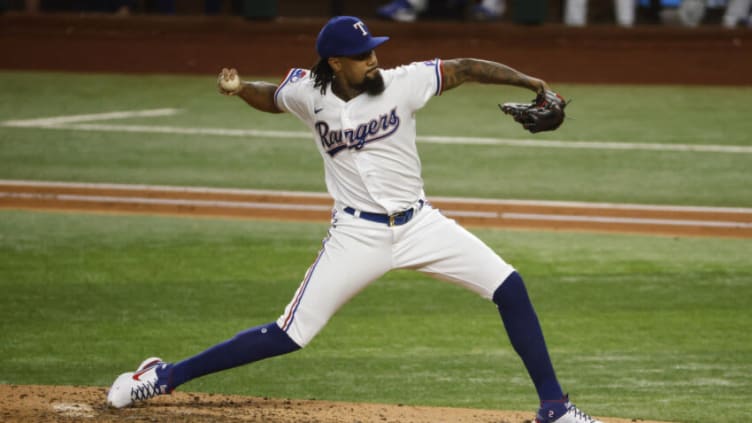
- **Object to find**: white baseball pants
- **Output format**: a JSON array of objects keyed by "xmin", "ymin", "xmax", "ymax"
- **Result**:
[{"xmin": 277, "ymin": 203, "xmax": 515, "ymax": 347}]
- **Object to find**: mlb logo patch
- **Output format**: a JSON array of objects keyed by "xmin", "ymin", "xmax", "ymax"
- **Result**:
[{"xmin": 290, "ymin": 69, "xmax": 308, "ymax": 83}]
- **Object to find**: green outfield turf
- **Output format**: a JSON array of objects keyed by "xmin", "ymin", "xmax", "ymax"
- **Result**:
[
  {"xmin": 1, "ymin": 71, "xmax": 750, "ymax": 206},
  {"xmin": 0, "ymin": 210, "xmax": 750, "ymax": 422},
  {"xmin": 1, "ymin": 71, "xmax": 751, "ymax": 422}
]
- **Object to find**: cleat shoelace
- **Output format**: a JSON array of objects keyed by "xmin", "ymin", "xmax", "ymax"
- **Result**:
[
  {"xmin": 129, "ymin": 364, "xmax": 166, "ymax": 402},
  {"xmin": 568, "ymin": 404, "xmax": 597, "ymax": 422},
  {"xmin": 131, "ymin": 380, "xmax": 163, "ymax": 401}
]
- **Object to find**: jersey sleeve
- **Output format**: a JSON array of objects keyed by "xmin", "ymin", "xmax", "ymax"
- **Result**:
[
  {"xmin": 400, "ymin": 58, "xmax": 444, "ymax": 111},
  {"xmin": 273, "ymin": 68, "xmax": 313, "ymax": 121}
]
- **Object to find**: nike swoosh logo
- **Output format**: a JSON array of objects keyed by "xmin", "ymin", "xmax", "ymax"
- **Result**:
[
  {"xmin": 132, "ymin": 365, "xmax": 157, "ymax": 381},
  {"xmin": 314, "ymin": 107, "xmax": 324, "ymax": 114}
]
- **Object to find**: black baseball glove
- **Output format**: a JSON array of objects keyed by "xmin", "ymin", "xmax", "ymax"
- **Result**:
[{"xmin": 499, "ymin": 90, "xmax": 567, "ymax": 134}]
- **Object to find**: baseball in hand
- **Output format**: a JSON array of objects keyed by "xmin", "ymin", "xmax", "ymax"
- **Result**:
[{"xmin": 219, "ymin": 68, "xmax": 242, "ymax": 93}]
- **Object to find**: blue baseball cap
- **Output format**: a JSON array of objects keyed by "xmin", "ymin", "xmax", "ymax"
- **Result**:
[{"xmin": 316, "ymin": 16, "xmax": 390, "ymax": 58}]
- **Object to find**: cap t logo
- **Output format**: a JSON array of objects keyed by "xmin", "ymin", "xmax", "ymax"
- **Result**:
[
  {"xmin": 316, "ymin": 16, "xmax": 389, "ymax": 58},
  {"xmin": 353, "ymin": 21, "xmax": 368, "ymax": 36}
]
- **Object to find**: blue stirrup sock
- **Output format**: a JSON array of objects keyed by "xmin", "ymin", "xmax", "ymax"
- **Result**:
[
  {"xmin": 163, "ymin": 276, "xmax": 561, "ymax": 400},
  {"xmin": 166, "ymin": 322, "xmax": 300, "ymax": 391},
  {"xmin": 493, "ymin": 271, "xmax": 564, "ymax": 402}
]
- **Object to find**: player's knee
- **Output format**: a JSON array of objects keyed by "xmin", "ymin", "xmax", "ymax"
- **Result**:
[
  {"xmin": 251, "ymin": 322, "xmax": 303, "ymax": 355},
  {"xmin": 492, "ymin": 271, "xmax": 528, "ymax": 308},
  {"xmin": 279, "ymin": 321, "xmax": 324, "ymax": 349},
  {"xmin": 272, "ymin": 323, "xmax": 304, "ymax": 352}
]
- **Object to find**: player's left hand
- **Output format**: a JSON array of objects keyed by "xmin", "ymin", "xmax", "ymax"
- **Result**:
[
  {"xmin": 499, "ymin": 90, "xmax": 567, "ymax": 134},
  {"xmin": 527, "ymin": 77, "xmax": 549, "ymax": 95}
]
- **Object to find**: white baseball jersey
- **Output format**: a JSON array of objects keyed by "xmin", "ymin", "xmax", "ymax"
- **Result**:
[
  {"xmin": 273, "ymin": 60, "xmax": 514, "ymax": 347},
  {"xmin": 274, "ymin": 59, "xmax": 444, "ymax": 214}
]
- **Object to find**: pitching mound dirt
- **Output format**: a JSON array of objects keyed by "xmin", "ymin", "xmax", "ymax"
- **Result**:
[{"xmin": 0, "ymin": 384, "xmax": 673, "ymax": 423}]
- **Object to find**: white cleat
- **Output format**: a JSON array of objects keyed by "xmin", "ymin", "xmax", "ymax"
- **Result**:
[
  {"xmin": 106, "ymin": 357, "xmax": 171, "ymax": 408},
  {"xmin": 536, "ymin": 395, "xmax": 603, "ymax": 423}
]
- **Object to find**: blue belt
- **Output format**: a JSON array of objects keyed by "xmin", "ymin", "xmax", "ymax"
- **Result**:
[{"xmin": 344, "ymin": 200, "xmax": 424, "ymax": 227}]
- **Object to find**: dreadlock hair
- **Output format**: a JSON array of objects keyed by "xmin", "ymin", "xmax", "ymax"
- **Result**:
[{"xmin": 311, "ymin": 58, "xmax": 334, "ymax": 95}]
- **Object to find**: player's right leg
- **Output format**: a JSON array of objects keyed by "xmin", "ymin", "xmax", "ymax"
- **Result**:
[
  {"xmin": 107, "ymin": 212, "xmax": 392, "ymax": 407},
  {"xmin": 107, "ymin": 322, "xmax": 300, "ymax": 409},
  {"xmin": 276, "ymin": 212, "xmax": 394, "ymax": 347}
]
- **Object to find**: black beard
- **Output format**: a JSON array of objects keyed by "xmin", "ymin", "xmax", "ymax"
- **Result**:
[{"xmin": 361, "ymin": 71, "xmax": 385, "ymax": 96}]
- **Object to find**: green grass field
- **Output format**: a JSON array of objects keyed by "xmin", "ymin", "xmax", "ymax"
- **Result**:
[
  {"xmin": 1, "ymin": 211, "xmax": 750, "ymax": 422},
  {"xmin": 1, "ymin": 71, "xmax": 750, "ymax": 205},
  {"xmin": 1, "ymin": 71, "xmax": 751, "ymax": 422}
]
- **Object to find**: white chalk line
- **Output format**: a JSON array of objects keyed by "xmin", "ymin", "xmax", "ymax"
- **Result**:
[
  {"xmin": 3, "ymin": 192, "xmax": 747, "ymax": 229},
  {"xmin": 51, "ymin": 402, "xmax": 95, "ymax": 418},
  {"xmin": 2, "ymin": 181, "xmax": 750, "ymax": 229},
  {"xmin": 3, "ymin": 179, "xmax": 750, "ymax": 214},
  {"xmin": 428, "ymin": 194, "xmax": 752, "ymax": 214},
  {"xmin": 418, "ymin": 135, "xmax": 752, "ymax": 153},
  {"xmin": 0, "ymin": 179, "xmax": 752, "ymax": 214},
  {"xmin": 0, "ymin": 179, "xmax": 332, "ymax": 199},
  {"xmin": 499, "ymin": 212, "xmax": 752, "ymax": 229},
  {"xmin": 2, "ymin": 109, "xmax": 750, "ymax": 154},
  {"xmin": 0, "ymin": 192, "xmax": 333, "ymax": 212},
  {"xmin": 2, "ymin": 108, "xmax": 180, "ymax": 127}
]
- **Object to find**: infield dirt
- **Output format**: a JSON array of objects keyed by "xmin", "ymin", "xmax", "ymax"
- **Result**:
[{"xmin": 0, "ymin": 384, "xmax": 675, "ymax": 423}]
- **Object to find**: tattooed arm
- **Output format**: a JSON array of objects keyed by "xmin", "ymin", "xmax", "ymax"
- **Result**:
[{"xmin": 442, "ymin": 58, "xmax": 549, "ymax": 94}]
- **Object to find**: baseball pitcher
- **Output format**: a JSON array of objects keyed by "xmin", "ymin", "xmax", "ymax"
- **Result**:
[{"xmin": 107, "ymin": 16, "xmax": 596, "ymax": 423}]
